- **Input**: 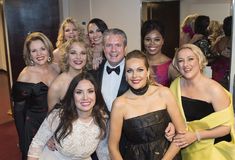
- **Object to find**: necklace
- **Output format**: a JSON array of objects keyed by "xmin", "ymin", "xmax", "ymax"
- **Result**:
[{"xmin": 129, "ymin": 84, "xmax": 149, "ymax": 96}]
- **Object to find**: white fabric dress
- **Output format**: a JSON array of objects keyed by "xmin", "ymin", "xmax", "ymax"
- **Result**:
[{"xmin": 28, "ymin": 109, "xmax": 110, "ymax": 160}]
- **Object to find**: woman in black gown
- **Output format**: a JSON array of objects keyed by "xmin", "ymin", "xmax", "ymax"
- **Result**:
[
  {"xmin": 108, "ymin": 50, "xmax": 186, "ymax": 160},
  {"xmin": 11, "ymin": 32, "xmax": 58, "ymax": 160}
]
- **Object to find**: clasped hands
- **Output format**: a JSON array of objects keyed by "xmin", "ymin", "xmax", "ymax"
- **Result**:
[{"xmin": 165, "ymin": 123, "xmax": 198, "ymax": 148}]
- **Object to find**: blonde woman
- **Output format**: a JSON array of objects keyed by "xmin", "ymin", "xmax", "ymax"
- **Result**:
[
  {"xmin": 53, "ymin": 17, "xmax": 85, "ymax": 71},
  {"xmin": 11, "ymin": 32, "xmax": 58, "ymax": 159},
  {"xmin": 48, "ymin": 39, "xmax": 90, "ymax": 110},
  {"xmin": 171, "ymin": 44, "xmax": 235, "ymax": 160}
]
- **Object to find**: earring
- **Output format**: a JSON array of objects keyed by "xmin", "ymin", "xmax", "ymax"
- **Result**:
[
  {"xmin": 30, "ymin": 59, "xmax": 35, "ymax": 65},
  {"xmin": 47, "ymin": 57, "xmax": 51, "ymax": 62}
]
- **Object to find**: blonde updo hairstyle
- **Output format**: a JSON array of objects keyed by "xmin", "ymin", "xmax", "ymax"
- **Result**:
[
  {"xmin": 59, "ymin": 39, "xmax": 92, "ymax": 72},
  {"xmin": 23, "ymin": 32, "xmax": 54, "ymax": 66},
  {"xmin": 172, "ymin": 44, "xmax": 208, "ymax": 72}
]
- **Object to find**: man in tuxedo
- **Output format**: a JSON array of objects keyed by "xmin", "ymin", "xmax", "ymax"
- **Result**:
[
  {"xmin": 95, "ymin": 28, "xmax": 129, "ymax": 113},
  {"xmin": 91, "ymin": 28, "xmax": 129, "ymax": 160}
]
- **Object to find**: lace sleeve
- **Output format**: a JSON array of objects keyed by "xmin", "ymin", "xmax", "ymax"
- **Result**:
[
  {"xmin": 28, "ymin": 110, "xmax": 60, "ymax": 158},
  {"xmin": 96, "ymin": 121, "xmax": 111, "ymax": 160}
]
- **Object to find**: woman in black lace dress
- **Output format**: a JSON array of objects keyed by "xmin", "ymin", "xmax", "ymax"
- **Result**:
[
  {"xmin": 11, "ymin": 32, "xmax": 59, "ymax": 160},
  {"xmin": 108, "ymin": 50, "xmax": 186, "ymax": 160}
]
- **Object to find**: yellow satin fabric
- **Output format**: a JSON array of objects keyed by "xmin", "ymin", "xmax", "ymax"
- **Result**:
[{"xmin": 170, "ymin": 77, "xmax": 235, "ymax": 160}]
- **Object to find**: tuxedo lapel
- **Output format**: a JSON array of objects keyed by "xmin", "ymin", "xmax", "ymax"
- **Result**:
[
  {"xmin": 95, "ymin": 60, "xmax": 106, "ymax": 89},
  {"xmin": 117, "ymin": 66, "xmax": 129, "ymax": 97}
]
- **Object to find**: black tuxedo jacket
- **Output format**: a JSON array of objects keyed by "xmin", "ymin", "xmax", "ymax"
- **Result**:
[{"xmin": 93, "ymin": 59, "xmax": 129, "ymax": 114}]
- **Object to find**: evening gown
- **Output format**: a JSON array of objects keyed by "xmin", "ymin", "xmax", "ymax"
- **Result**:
[
  {"xmin": 12, "ymin": 82, "xmax": 49, "ymax": 159},
  {"xmin": 123, "ymin": 109, "xmax": 181, "ymax": 160},
  {"xmin": 181, "ymin": 96, "xmax": 231, "ymax": 143}
]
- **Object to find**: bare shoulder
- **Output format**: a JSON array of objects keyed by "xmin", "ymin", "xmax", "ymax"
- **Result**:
[
  {"xmin": 53, "ymin": 48, "xmax": 61, "ymax": 55},
  {"xmin": 205, "ymin": 79, "xmax": 227, "ymax": 97},
  {"xmin": 112, "ymin": 95, "xmax": 126, "ymax": 109},
  {"xmin": 17, "ymin": 67, "xmax": 32, "ymax": 82},
  {"xmin": 111, "ymin": 94, "xmax": 128, "ymax": 114},
  {"xmin": 154, "ymin": 85, "xmax": 172, "ymax": 97},
  {"xmin": 204, "ymin": 78, "xmax": 230, "ymax": 109},
  {"xmin": 49, "ymin": 73, "xmax": 68, "ymax": 91}
]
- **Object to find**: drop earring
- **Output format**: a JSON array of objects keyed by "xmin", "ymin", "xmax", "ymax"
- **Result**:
[
  {"xmin": 30, "ymin": 59, "xmax": 35, "ymax": 65},
  {"xmin": 47, "ymin": 56, "xmax": 51, "ymax": 62}
]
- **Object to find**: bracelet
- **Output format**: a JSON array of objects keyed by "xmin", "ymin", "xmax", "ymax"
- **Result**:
[{"xmin": 195, "ymin": 131, "xmax": 201, "ymax": 141}]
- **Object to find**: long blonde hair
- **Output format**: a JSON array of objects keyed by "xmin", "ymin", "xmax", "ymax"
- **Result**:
[{"xmin": 56, "ymin": 17, "xmax": 85, "ymax": 48}]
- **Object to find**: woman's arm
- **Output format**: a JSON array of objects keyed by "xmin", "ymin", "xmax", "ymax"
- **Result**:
[
  {"xmin": 161, "ymin": 88, "xmax": 187, "ymax": 159},
  {"xmin": 27, "ymin": 110, "xmax": 59, "ymax": 159},
  {"xmin": 108, "ymin": 98, "xmax": 124, "ymax": 160}
]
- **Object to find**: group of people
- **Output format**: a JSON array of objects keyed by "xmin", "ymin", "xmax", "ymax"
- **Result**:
[
  {"xmin": 11, "ymin": 15, "xmax": 235, "ymax": 160},
  {"xmin": 180, "ymin": 14, "xmax": 232, "ymax": 90}
]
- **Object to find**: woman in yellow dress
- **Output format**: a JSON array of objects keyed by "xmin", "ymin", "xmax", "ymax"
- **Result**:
[{"xmin": 170, "ymin": 43, "xmax": 235, "ymax": 160}]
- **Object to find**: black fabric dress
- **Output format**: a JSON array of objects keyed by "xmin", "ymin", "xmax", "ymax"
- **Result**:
[
  {"xmin": 181, "ymin": 96, "xmax": 231, "ymax": 143},
  {"xmin": 12, "ymin": 82, "xmax": 49, "ymax": 160},
  {"xmin": 123, "ymin": 109, "xmax": 181, "ymax": 160}
]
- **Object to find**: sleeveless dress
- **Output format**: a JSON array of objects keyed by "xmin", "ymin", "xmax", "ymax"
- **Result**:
[
  {"xmin": 11, "ymin": 82, "xmax": 49, "ymax": 159},
  {"xmin": 123, "ymin": 109, "xmax": 181, "ymax": 160},
  {"xmin": 151, "ymin": 60, "xmax": 171, "ymax": 87}
]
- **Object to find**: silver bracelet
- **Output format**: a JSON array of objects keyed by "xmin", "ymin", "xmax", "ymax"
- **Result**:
[{"xmin": 195, "ymin": 131, "xmax": 201, "ymax": 141}]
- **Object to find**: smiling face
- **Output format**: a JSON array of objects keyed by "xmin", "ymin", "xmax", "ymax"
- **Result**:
[
  {"xmin": 64, "ymin": 22, "xmax": 79, "ymax": 41},
  {"xmin": 29, "ymin": 39, "xmax": 49, "ymax": 66},
  {"xmin": 88, "ymin": 23, "xmax": 103, "ymax": 45},
  {"xmin": 74, "ymin": 79, "xmax": 96, "ymax": 114},
  {"xmin": 68, "ymin": 42, "xmax": 87, "ymax": 70},
  {"xmin": 125, "ymin": 58, "xmax": 149, "ymax": 89},
  {"xmin": 103, "ymin": 34, "xmax": 126, "ymax": 66},
  {"xmin": 144, "ymin": 30, "xmax": 164, "ymax": 55},
  {"xmin": 176, "ymin": 48, "xmax": 201, "ymax": 79}
]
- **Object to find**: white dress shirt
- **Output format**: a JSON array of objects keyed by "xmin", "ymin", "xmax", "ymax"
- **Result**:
[{"xmin": 101, "ymin": 59, "xmax": 125, "ymax": 111}]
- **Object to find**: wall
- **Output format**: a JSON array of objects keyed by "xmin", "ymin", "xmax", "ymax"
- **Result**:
[
  {"xmin": 60, "ymin": 0, "xmax": 141, "ymax": 52},
  {"xmin": 180, "ymin": 0, "xmax": 231, "ymax": 23}
]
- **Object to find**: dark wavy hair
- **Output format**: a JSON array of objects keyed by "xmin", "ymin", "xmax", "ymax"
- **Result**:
[
  {"xmin": 87, "ymin": 18, "xmax": 108, "ymax": 34},
  {"xmin": 53, "ymin": 72, "xmax": 107, "ymax": 145}
]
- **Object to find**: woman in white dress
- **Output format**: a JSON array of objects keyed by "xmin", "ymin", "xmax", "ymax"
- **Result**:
[{"xmin": 27, "ymin": 72, "xmax": 108, "ymax": 160}]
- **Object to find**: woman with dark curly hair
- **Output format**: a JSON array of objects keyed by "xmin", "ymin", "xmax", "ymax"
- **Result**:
[{"xmin": 28, "ymin": 72, "xmax": 108, "ymax": 160}]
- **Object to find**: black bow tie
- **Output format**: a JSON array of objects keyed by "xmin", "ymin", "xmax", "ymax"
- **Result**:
[{"xmin": 106, "ymin": 66, "xmax": 120, "ymax": 75}]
